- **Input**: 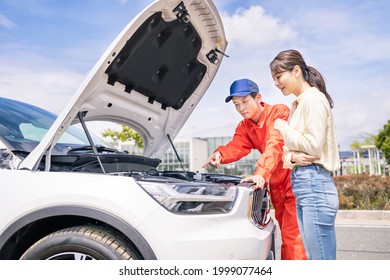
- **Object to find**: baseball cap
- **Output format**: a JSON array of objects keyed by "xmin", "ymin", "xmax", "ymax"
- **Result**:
[{"xmin": 225, "ymin": 78, "xmax": 259, "ymax": 103}]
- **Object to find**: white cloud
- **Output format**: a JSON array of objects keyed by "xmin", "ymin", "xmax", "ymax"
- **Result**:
[
  {"xmin": 0, "ymin": 13, "xmax": 15, "ymax": 28},
  {"xmin": 0, "ymin": 59, "xmax": 84, "ymax": 114},
  {"xmin": 333, "ymin": 77, "xmax": 390, "ymax": 149},
  {"xmin": 222, "ymin": 6, "xmax": 297, "ymax": 48}
]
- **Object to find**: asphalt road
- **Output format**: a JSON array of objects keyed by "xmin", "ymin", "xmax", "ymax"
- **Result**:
[
  {"xmin": 336, "ymin": 224, "xmax": 390, "ymax": 260},
  {"xmin": 272, "ymin": 210, "xmax": 390, "ymax": 260}
]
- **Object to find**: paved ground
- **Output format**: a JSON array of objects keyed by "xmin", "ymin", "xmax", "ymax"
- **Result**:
[
  {"xmin": 270, "ymin": 210, "xmax": 390, "ymax": 260},
  {"xmin": 335, "ymin": 210, "xmax": 390, "ymax": 225}
]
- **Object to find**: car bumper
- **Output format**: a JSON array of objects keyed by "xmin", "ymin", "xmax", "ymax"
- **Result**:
[{"xmin": 136, "ymin": 187, "xmax": 275, "ymax": 260}]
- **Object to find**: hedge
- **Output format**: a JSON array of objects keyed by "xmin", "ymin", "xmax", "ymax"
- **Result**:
[{"xmin": 334, "ymin": 174, "xmax": 390, "ymax": 210}]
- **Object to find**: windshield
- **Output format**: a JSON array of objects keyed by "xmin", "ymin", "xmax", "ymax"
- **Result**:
[{"xmin": 0, "ymin": 97, "xmax": 108, "ymax": 154}]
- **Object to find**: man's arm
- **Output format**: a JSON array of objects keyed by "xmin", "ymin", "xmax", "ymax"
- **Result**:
[
  {"xmin": 254, "ymin": 105, "xmax": 290, "ymax": 182},
  {"xmin": 214, "ymin": 122, "xmax": 253, "ymax": 163}
]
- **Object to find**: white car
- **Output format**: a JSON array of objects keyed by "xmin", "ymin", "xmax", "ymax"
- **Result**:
[{"xmin": 0, "ymin": 0, "xmax": 275, "ymax": 260}]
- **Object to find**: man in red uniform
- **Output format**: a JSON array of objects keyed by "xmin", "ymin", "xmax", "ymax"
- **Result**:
[{"xmin": 202, "ymin": 78, "xmax": 307, "ymax": 260}]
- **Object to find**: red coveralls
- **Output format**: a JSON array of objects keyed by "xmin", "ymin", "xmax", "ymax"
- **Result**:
[{"xmin": 215, "ymin": 102, "xmax": 307, "ymax": 260}]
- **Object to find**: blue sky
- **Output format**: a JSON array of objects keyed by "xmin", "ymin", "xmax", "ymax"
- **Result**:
[{"xmin": 1, "ymin": 0, "xmax": 389, "ymax": 150}]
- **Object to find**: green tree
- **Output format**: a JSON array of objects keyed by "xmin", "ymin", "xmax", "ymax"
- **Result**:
[
  {"xmin": 350, "ymin": 140, "xmax": 362, "ymax": 151},
  {"xmin": 102, "ymin": 124, "xmax": 144, "ymax": 149},
  {"xmin": 375, "ymin": 120, "xmax": 390, "ymax": 165},
  {"xmin": 350, "ymin": 133, "xmax": 375, "ymax": 150}
]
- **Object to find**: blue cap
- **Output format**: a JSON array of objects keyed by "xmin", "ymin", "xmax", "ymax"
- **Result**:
[{"xmin": 225, "ymin": 78, "xmax": 259, "ymax": 103}]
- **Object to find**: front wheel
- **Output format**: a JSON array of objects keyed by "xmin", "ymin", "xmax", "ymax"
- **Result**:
[{"xmin": 20, "ymin": 226, "xmax": 140, "ymax": 260}]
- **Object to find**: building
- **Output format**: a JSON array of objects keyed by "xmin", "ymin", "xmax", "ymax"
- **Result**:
[
  {"xmin": 111, "ymin": 137, "xmax": 388, "ymax": 176},
  {"xmin": 327, "ymin": 146, "xmax": 388, "ymax": 176},
  {"xmin": 160, "ymin": 138, "xmax": 388, "ymax": 176},
  {"xmin": 158, "ymin": 136, "xmax": 260, "ymax": 176},
  {"xmin": 158, "ymin": 137, "xmax": 208, "ymax": 172}
]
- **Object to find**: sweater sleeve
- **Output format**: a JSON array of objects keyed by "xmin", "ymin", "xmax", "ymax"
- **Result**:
[
  {"xmin": 282, "ymin": 150, "xmax": 297, "ymax": 170},
  {"xmin": 283, "ymin": 97, "xmax": 327, "ymax": 157}
]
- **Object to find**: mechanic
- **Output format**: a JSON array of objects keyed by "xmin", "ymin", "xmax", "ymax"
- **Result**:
[{"xmin": 202, "ymin": 78, "xmax": 307, "ymax": 260}]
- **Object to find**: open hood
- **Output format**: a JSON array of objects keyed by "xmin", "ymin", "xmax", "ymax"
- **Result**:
[{"xmin": 19, "ymin": 0, "xmax": 227, "ymax": 171}]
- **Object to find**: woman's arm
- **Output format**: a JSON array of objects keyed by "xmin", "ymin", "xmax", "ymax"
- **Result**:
[{"xmin": 275, "ymin": 98, "xmax": 328, "ymax": 157}]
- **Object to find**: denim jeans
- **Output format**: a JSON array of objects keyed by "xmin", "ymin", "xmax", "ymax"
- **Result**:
[{"xmin": 291, "ymin": 164, "xmax": 339, "ymax": 260}]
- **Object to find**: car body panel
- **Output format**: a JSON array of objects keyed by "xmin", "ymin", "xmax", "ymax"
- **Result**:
[{"xmin": 0, "ymin": 169, "xmax": 274, "ymax": 259}]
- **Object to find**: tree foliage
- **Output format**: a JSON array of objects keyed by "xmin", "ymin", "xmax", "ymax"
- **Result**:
[
  {"xmin": 350, "ymin": 133, "xmax": 375, "ymax": 150},
  {"xmin": 375, "ymin": 120, "xmax": 390, "ymax": 165},
  {"xmin": 102, "ymin": 124, "xmax": 144, "ymax": 149}
]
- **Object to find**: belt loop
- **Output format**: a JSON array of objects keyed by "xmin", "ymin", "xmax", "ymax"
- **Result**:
[{"xmin": 315, "ymin": 163, "xmax": 321, "ymax": 173}]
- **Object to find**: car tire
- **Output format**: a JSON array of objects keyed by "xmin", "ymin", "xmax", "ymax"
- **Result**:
[{"xmin": 20, "ymin": 225, "xmax": 140, "ymax": 260}]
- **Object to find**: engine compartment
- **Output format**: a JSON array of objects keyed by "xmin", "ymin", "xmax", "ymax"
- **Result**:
[{"xmin": 1, "ymin": 149, "xmax": 242, "ymax": 184}]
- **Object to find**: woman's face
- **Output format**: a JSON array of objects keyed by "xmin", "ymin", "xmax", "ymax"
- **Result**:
[
  {"xmin": 272, "ymin": 65, "xmax": 302, "ymax": 96},
  {"xmin": 232, "ymin": 94, "xmax": 261, "ymax": 121}
]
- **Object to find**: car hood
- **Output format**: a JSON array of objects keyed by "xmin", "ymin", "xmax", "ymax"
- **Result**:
[{"xmin": 19, "ymin": 0, "xmax": 227, "ymax": 171}]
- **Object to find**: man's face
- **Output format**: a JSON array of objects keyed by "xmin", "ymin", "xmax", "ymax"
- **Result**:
[{"xmin": 232, "ymin": 94, "xmax": 261, "ymax": 120}]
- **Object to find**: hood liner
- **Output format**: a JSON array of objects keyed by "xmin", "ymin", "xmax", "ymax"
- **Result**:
[{"xmin": 105, "ymin": 12, "xmax": 206, "ymax": 110}]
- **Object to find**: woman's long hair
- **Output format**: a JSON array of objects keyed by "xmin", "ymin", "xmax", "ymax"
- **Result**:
[{"xmin": 270, "ymin": 49, "xmax": 334, "ymax": 108}]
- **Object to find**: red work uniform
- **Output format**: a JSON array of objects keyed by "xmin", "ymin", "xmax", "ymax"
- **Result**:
[{"xmin": 215, "ymin": 102, "xmax": 307, "ymax": 260}]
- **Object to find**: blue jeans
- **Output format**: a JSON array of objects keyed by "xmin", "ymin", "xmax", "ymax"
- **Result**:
[{"xmin": 291, "ymin": 164, "xmax": 339, "ymax": 260}]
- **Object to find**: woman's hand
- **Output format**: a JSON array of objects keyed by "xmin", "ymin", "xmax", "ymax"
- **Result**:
[
  {"xmin": 292, "ymin": 151, "xmax": 319, "ymax": 166},
  {"xmin": 274, "ymin": 118, "xmax": 288, "ymax": 136}
]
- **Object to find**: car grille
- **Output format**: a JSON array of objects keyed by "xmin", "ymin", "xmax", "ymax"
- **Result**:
[{"xmin": 248, "ymin": 188, "xmax": 271, "ymax": 228}]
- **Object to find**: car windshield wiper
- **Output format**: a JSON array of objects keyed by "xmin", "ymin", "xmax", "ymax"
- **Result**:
[{"xmin": 67, "ymin": 145, "xmax": 120, "ymax": 154}]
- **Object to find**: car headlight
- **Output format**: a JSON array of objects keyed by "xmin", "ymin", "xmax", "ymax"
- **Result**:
[{"xmin": 138, "ymin": 181, "xmax": 237, "ymax": 214}]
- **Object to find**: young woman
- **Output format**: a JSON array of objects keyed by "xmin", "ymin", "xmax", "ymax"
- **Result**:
[{"xmin": 270, "ymin": 50, "xmax": 340, "ymax": 260}]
